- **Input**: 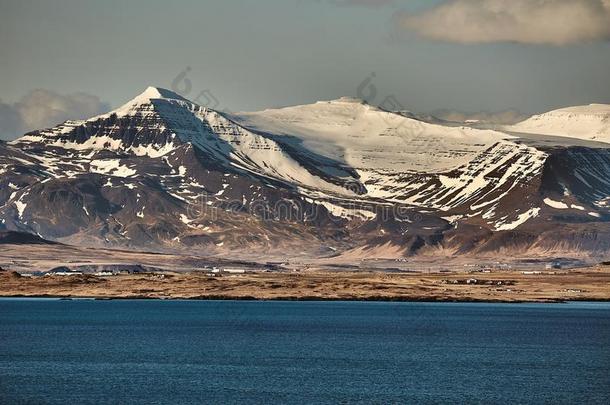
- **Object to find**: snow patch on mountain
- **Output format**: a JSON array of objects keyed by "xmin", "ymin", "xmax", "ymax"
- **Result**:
[
  {"xmin": 495, "ymin": 207, "xmax": 540, "ymax": 231},
  {"xmin": 544, "ymin": 198, "xmax": 569, "ymax": 209},
  {"xmin": 14, "ymin": 200, "xmax": 26, "ymax": 219},
  {"xmin": 90, "ymin": 159, "xmax": 136, "ymax": 177}
]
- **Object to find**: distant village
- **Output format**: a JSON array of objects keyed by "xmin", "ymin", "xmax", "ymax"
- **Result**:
[
  {"xmin": 13, "ymin": 261, "xmax": 288, "ymax": 278},
  {"xmin": 17, "ymin": 265, "xmax": 252, "ymax": 278}
]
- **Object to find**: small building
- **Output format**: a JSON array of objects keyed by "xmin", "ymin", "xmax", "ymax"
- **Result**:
[
  {"xmin": 94, "ymin": 271, "xmax": 115, "ymax": 276},
  {"xmin": 224, "ymin": 268, "xmax": 246, "ymax": 274}
]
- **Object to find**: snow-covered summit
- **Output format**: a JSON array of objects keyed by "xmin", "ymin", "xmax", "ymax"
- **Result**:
[
  {"xmin": 109, "ymin": 86, "xmax": 191, "ymax": 117},
  {"xmin": 12, "ymin": 86, "xmax": 199, "ymax": 156},
  {"xmin": 321, "ymin": 96, "xmax": 368, "ymax": 105},
  {"xmin": 129, "ymin": 86, "xmax": 188, "ymax": 103},
  {"xmin": 509, "ymin": 103, "xmax": 610, "ymax": 143},
  {"xmin": 233, "ymin": 98, "xmax": 511, "ymax": 172}
]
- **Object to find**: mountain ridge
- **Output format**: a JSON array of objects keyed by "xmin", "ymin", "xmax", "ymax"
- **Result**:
[{"xmin": 1, "ymin": 87, "xmax": 609, "ymax": 259}]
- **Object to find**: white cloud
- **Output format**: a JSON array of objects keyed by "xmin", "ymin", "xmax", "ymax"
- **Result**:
[
  {"xmin": 398, "ymin": 0, "xmax": 610, "ymax": 45},
  {"xmin": 0, "ymin": 89, "xmax": 109, "ymax": 140}
]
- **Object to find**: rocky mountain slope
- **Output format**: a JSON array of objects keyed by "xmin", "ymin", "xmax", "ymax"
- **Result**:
[{"xmin": 1, "ymin": 87, "xmax": 609, "ymax": 259}]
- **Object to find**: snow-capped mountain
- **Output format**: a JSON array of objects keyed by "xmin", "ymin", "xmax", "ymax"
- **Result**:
[
  {"xmin": 233, "ymin": 99, "xmax": 610, "ymax": 229},
  {"xmin": 509, "ymin": 104, "xmax": 610, "ymax": 143},
  {"xmin": 16, "ymin": 87, "xmax": 353, "ymax": 194},
  {"xmin": 234, "ymin": 96, "xmax": 509, "ymax": 173},
  {"xmin": 1, "ymin": 87, "xmax": 609, "ymax": 258}
]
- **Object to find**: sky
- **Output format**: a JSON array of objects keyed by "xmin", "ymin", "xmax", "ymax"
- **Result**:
[{"xmin": 1, "ymin": 0, "xmax": 610, "ymax": 139}]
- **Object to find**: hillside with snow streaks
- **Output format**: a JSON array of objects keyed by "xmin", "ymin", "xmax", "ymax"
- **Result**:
[
  {"xmin": 234, "ymin": 101, "xmax": 554, "ymax": 230},
  {"xmin": 1, "ymin": 87, "xmax": 610, "ymax": 257}
]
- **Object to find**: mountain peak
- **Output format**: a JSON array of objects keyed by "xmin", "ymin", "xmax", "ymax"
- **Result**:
[
  {"xmin": 131, "ymin": 86, "xmax": 187, "ymax": 103},
  {"xmin": 327, "ymin": 96, "xmax": 367, "ymax": 104},
  {"xmin": 111, "ymin": 86, "xmax": 191, "ymax": 116}
]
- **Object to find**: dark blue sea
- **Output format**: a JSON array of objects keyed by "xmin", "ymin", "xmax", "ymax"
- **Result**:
[{"xmin": 1, "ymin": 299, "xmax": 609, "ymax": 404}]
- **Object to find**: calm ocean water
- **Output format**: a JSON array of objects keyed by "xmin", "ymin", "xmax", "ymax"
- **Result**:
[{"xmin": 0, "ymin": 299, "xmax": 609, "ymax": 404}]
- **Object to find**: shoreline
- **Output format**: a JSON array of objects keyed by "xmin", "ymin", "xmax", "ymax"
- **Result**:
[
  {"xmin": 3, "ymin": 294, "xmax": 607, "ymax": 303},
  {"xmin": 0, "ymin": 294, "xmax": 579, "ymax": 303}
]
